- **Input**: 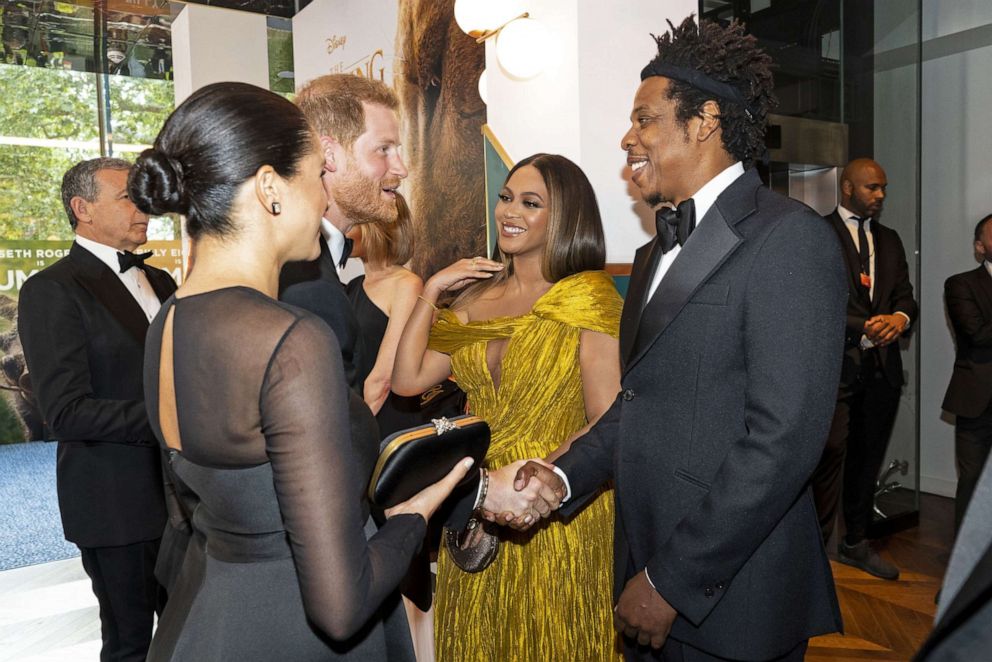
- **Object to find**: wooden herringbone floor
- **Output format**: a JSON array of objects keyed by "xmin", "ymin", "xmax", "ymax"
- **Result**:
[{"xmin": 807, "ymin": 493, "xmax": 952, "ymax": 661}]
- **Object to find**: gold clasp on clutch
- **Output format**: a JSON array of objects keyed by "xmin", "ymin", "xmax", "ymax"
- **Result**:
[{"xmin": 431, "ymin": 417, "xmax": 456, "ymax": 435}]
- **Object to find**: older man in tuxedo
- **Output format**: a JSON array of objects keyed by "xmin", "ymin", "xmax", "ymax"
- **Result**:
[
  {"xmin": 19, "ymin": 158, "xmax": 177, "ymax": 661},
  {"xmin": 811, "ymin": 158, "xmax": 918, "ymax": 581},
  {"xmin": 514, "ymin": 16, "xmax": 846, "ymax": 662}
]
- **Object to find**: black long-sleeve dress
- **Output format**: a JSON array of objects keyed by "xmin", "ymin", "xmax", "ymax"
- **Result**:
[{"xmin": 144, "ymin": 286, "xmax": 422, "ymax": 661}]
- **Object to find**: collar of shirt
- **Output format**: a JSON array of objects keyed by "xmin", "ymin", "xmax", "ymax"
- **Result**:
[
  {"xmin": 686, "ymin": 161, "xmax": 745, "ymax": 228},
  {"xmin": 838, "ymin": 205, "xmax": 870, "ymax": 229},
  {"xmin": 74, "ymin": 234, "xmax": 133, "ymax": 273},
  {"xmin": 985, "ymin": 261, "xmax": 992, "ymax": 279},
  {"xmin": 321, "ymin": 218, "xmax": 346, "ymax": 266},
  {"xmin": 643, "ymin": 162, "xmax": 745, "ymax": 307},
  {"xmin": 74, "ymin": 234, "xmax": 161, "ymax": 321}
]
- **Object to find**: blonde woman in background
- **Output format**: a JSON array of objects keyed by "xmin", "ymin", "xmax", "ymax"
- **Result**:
[
  {"xmin": 347, "ymin": 193, "xmax": 434, "ymax": 660},
  {"xmin": 346, "ymin": 193, "xmax": 426, "ymax": 433}
]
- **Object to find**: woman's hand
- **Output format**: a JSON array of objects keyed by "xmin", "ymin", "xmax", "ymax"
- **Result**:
[
  {"xmin": 422, "ymin": 257, "xmax": 503, "ymax": 302},
  {"xmin": 385, "ymin": 457, "xmax": 475, "ymax": 522}
]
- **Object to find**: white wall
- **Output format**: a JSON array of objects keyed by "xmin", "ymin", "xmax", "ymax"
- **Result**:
[
  {"xmin": 873, "ymin": 1, "xmax": 992, "ymax": 497},
  {"xmin": 917, "ymin": 14, "xmax": 992, "ymax": 497},
  {"xmin": 171, "ymin": 4, "xmax": 269, "ymax": 105},
  {"xmin": 291, "ymin": 0, "xmax": 398, "ymax": 92},
  {"xmin": 483, "ymin": 0, "xmax": 696, "ymax": 263},
  {"xmin": 924, "ymin": 0, "xmax": 992, "ymax": 38},
  {"xmin": 873, "ymin": 2, "xmax": 922, "ymax": 495}
]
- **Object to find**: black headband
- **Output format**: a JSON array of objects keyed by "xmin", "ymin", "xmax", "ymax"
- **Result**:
[{"xmin": 640, "ymin": 61, "xmax": 756, "ymax": 122}]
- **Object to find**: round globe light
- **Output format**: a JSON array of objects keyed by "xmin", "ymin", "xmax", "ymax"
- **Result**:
[
  {"xmin": 454, "ymin": 0, "xmax": 526, "ymax": 37},
  {"xmin": 478, "ymin": 69, "xmax": 488, "ymax": 105},
  {"xmin": 495, "ymin": 17, "xmax": 549, "ymax": 80}
]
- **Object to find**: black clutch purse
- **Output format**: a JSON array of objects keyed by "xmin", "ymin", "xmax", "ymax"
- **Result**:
[{"xmin": 368, "ymin": 415, "xmax": 490, "ymax": 509}]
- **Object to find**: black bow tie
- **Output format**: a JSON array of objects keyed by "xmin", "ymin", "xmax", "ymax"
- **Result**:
[
  {"xmin": 118, "ymin": 250, "xmax": 152, "ymax": 273},
  {"xmin": 338, "ymin": 237, "xmax": 354, "ymax": 269},
  {"xmin": 655, "ymin": 198, "xmax": 696, "ymax": 253}
]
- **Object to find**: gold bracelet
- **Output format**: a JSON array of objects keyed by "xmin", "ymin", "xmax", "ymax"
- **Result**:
[{"xmin": 418, "ymin": 295, "xmax": 439, "ymax": 311}]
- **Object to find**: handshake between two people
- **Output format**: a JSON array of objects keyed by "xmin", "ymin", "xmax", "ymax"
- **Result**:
[
  {"xmin": 477, "ymin": 459, "xmax": 566, "ymax": 531},
  {"xmin": 473, "ymin": 458, "xmax": 679, "ymax": 649}
]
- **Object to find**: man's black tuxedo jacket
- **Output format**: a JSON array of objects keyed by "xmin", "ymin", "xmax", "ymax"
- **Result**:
[
  {"xmin": 556, "ymin": 169, "xmax": 847, "ymax": 660},
  {"xmin": 279, "ymin": 235, "xmax": 380, "ymax": 490},
  {"xmin": 826, "ymin": 211, "xmax": 917, "ymax": 389},
  {"xmin": 18, "ymin": 242, "xmax": 176, "ymax": 548},
  {"xmin": 943, "ymin": 265, "xmax": 992, "ymax": 418},
  {"xmin": 279, "ymin": 235, "xmax": 370, "ymax": 392}
]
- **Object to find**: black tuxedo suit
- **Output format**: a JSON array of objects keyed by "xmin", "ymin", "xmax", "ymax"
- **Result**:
[
  {"xmin": 556, "ymin": 169, "xmax": 847, "ymax": 660},
  {"xmin": 280, "ymin": 235, "xmax": 370, "ymax": 392},
  {"xmin": 18, "ymin": 241, "xmax": 176, "ymax": 661},
  {"xmin": 279, "ymin": 233, "xmax": 416, "ymax": 597},
  {"xmin": 942, "ymin": 265, "xmax": 992, "ymax": 531},
  {"xmin": 812, "ymin": 211, "xmax": 918, "ymax": 545},
  {"xmin": 279, "ymin": 234, "xmax": 380, "ymax": 497},
  {"xmin": 826, "ymin": 211, "xmax": 917, "ymax": 389}
]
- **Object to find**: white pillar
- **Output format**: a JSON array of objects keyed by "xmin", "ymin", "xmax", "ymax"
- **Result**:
[
  {"xmin": 171, "ymin": 4, "xmax": 270, "ymax": 105},
  {"xmin": 291, "ymin": 0, "xmax": 399, "ymax": 92}
]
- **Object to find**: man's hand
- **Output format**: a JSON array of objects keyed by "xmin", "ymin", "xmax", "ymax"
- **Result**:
[
  {"xmin": 478, "ymin": 459, "xmax": 565, "ymax": 531},
  {"xmin": 864, "ymin": 314, "xmax": 908, "ymax": 346},
  {"xmin": 613, "ymin": 570, "xmax": 677, "ymax": 650}
]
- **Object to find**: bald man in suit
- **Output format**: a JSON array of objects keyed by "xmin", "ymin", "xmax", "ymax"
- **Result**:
[{"xmin": 812, "ymin": 158, "xmax": 918, "ymax": 581}]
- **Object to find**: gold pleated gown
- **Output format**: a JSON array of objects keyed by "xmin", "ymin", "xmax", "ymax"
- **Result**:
[{"xmin": 429, "ymin": 270, "xmax": 623, "ymax": 661}]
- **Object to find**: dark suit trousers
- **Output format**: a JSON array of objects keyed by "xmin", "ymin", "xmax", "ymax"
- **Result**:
[
  {"xmin": 639, "ymin": 638, "xmax": 807, "ymax": 661},
  {"xmin": 80, "ymin": 539, "xmax": 165, "ymax": 662},
  {"xmin": 954, "ymin": 402, "xmax": 992, "ymax": 533},
  {"xmin": 813, "ymin": 350, "xmax": 901, "ymax": 544}
]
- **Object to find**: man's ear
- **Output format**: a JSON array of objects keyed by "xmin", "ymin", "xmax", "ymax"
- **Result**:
[
  {"xmin": 70, "ymin": 196, "xmax": 92, "ymax": 225},
  {"xmin": 320, "ymin": 135, "xmax": 341, "ymax": 173},
  {"xmin": 840, "ymin": 178, "xmax": 853, "ymax": 198},
  {"xmin": 253, "ymin": 164, "xmax": 280, "ymax": 214},
  {"xmin": 695, "ymin": 100, "xmax": 722, "ymax": 142},
  {"xmin": 976, "ymin": 240, "xmax": 986, "ymax": 259}
]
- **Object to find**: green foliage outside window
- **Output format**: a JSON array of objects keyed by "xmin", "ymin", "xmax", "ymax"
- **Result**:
[
  {"xmin": 0, "ymin": 62, "xmax": 177, "ymax": 442},
  {"xmin": 0, "ymin": 65, "xmax": 176, "ymax": 242}
]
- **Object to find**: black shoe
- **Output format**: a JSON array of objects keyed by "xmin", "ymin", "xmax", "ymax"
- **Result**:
[{"xmin": 837, "ymin": 539, "xmax": 900, "ymax": 580}]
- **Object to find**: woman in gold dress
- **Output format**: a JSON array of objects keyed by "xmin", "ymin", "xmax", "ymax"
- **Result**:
[{"xmin": 393, "ymin": 153, "xmax": 623, "ymax": 660}]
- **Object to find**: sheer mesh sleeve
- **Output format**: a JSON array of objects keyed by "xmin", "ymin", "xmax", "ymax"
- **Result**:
[{"xmin": 261, "ymin": 315, "xmax": 426, "ymax": 640}]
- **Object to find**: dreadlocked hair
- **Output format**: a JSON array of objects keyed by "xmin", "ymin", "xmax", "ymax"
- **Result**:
[{"xmin": 648, "ymin": 15, "xmax": 776, "ymax": 167}]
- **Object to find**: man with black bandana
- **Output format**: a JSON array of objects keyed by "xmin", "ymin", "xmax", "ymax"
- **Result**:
[{"xmin": 514, "ymin": 16, "xmax": 847, "ymax": 661}]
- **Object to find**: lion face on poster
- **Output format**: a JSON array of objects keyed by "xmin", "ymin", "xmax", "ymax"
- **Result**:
[{"xmin": 395, "ymin": 0, "xmax": 487, "ymax": 278}]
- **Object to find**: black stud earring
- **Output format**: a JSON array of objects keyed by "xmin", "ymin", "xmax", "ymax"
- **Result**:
[{"xmin": 271, "ymin": 202, "xmax": 281, "ymax": 215}]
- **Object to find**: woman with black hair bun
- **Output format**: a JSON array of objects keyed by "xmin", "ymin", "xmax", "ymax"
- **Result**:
[{"xmin": 135, "ymin": 81, "xmax": 471, "ymax": 662}]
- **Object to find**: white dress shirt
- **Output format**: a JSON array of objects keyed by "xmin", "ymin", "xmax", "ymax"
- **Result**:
[
  {"xmin": 551, "ymin": 163, "xmax": 748, "ymax": 504},
  {"xmin": 837, "ymin": 205, "xmax": 910, "ymax": 347},
  {"xmin": 984, "ymin": 260, "xmax": 992, "ymax": 279},
  {"xmin": 644, "ymin": 161, "xmax": 746, "ymax": 305},
  {"xmin": 74, "ymin": 235, "xmax": 161, "ymax": 322},
  {"xmin": 838, "ymin": 204, "xmax": 876, "ymax": 301},
  {"xmin": 321, "ymin": 218, "xmax": 347, "ymax": 277}
]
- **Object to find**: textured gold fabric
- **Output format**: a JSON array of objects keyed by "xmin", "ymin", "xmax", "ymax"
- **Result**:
[{"xmin": 429, "ymin": 270, "xmax": 624, "ymax": 661}]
